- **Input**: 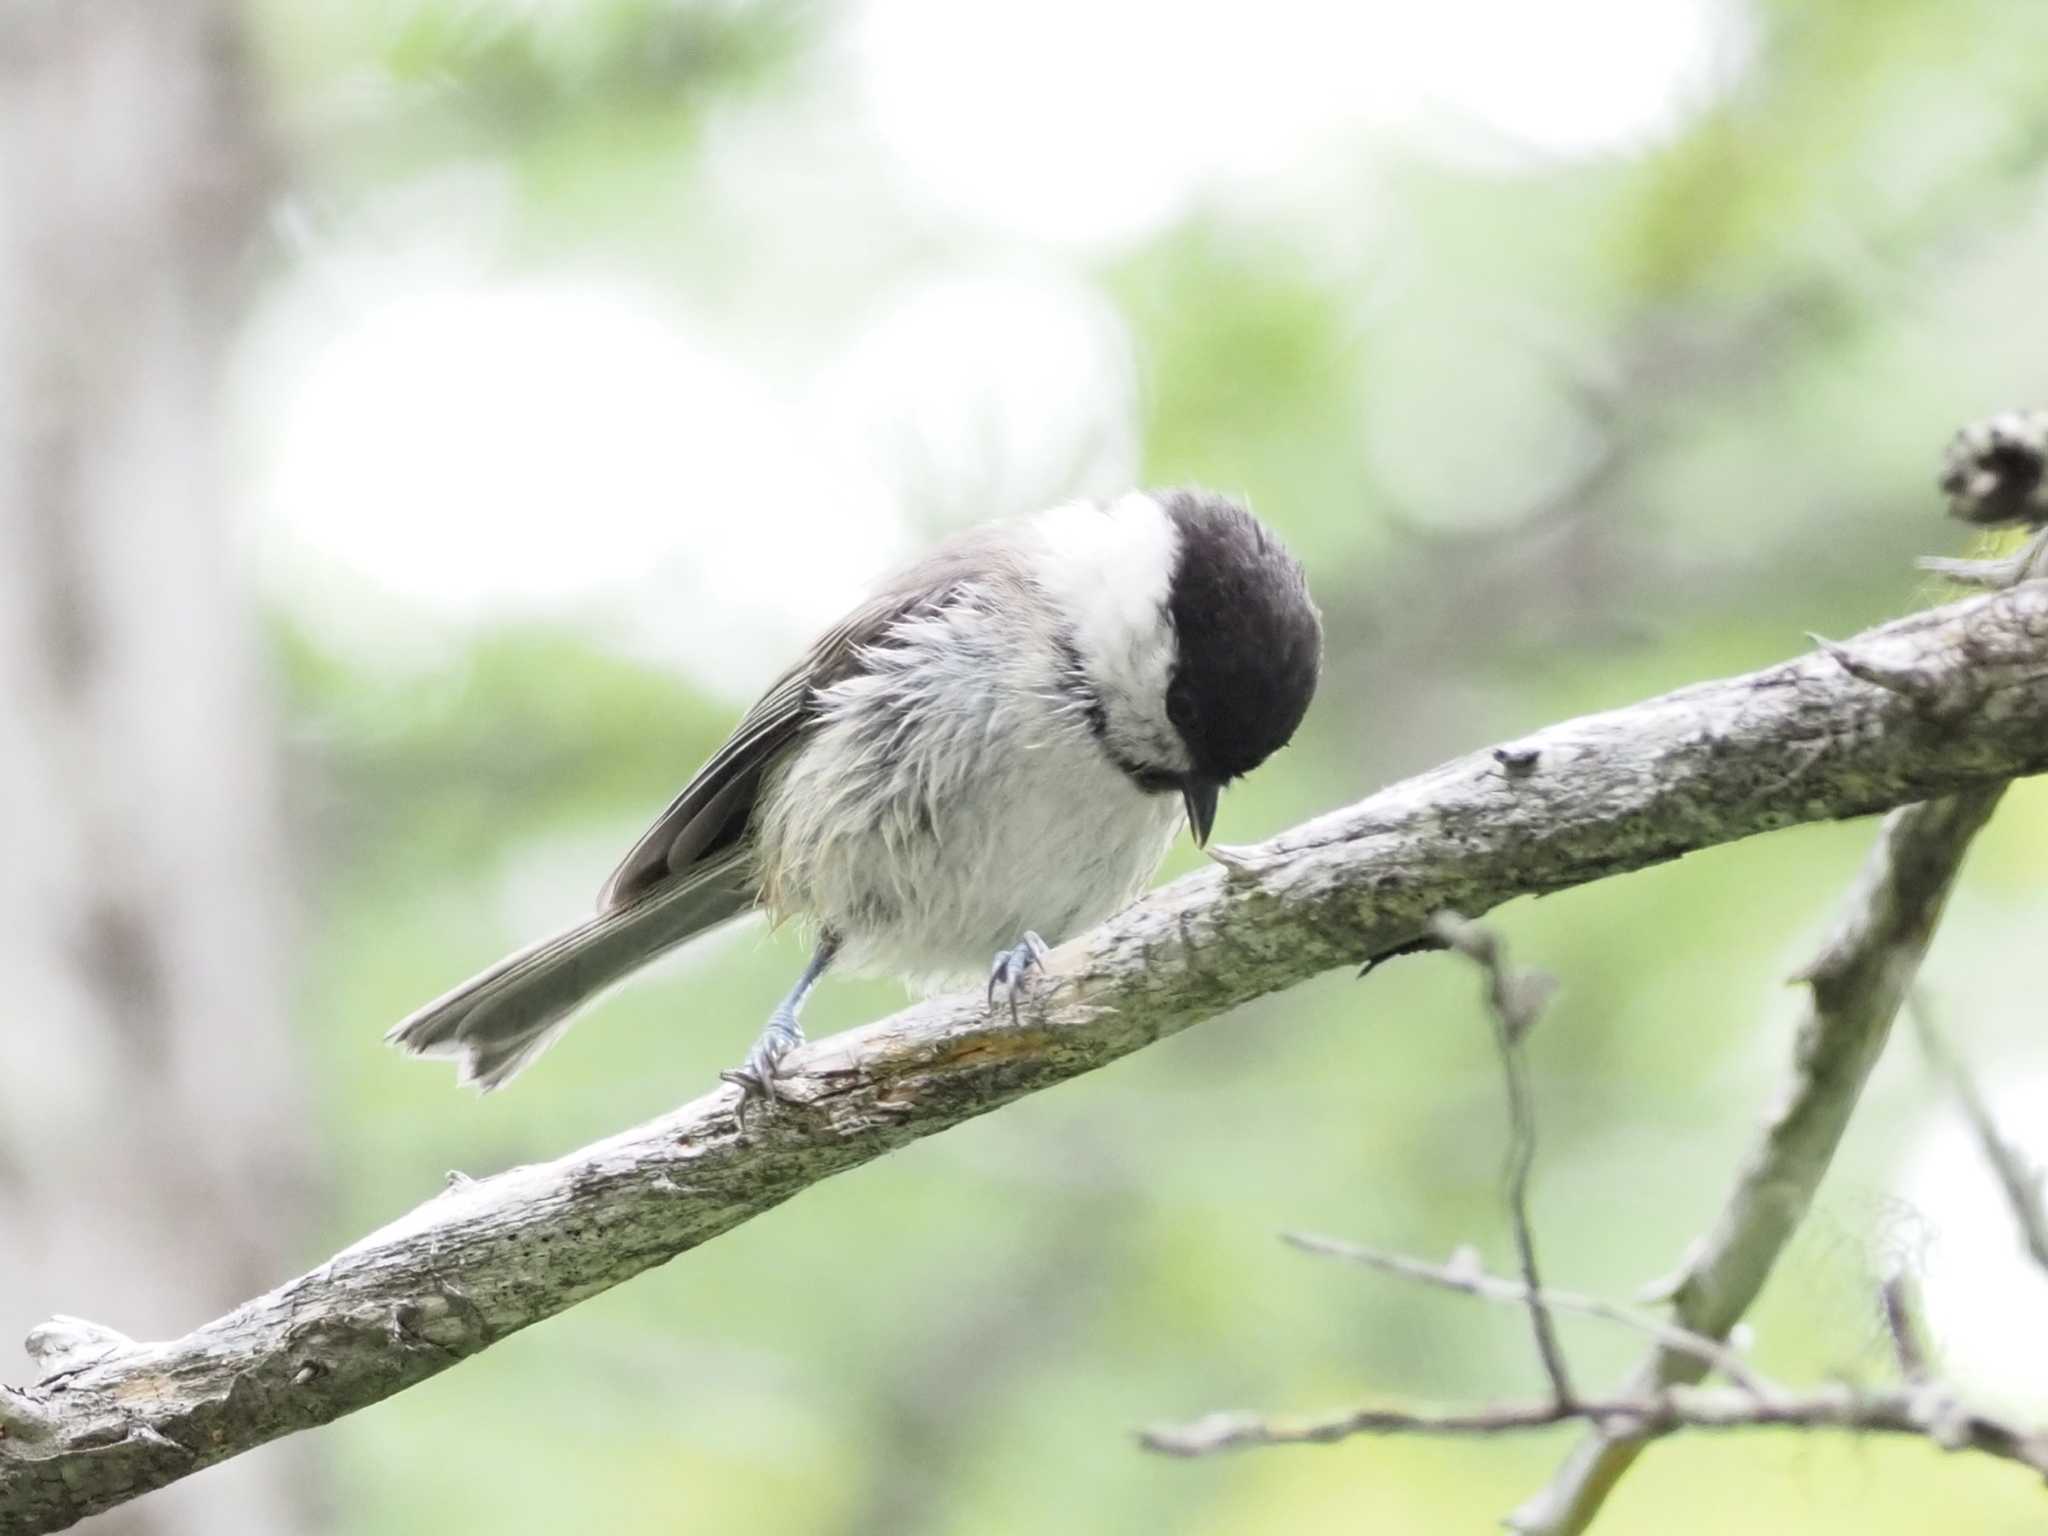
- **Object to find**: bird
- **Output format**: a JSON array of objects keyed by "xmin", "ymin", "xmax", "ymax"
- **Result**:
[{"xmin": 387, "ymin": 487, "xmax": 1322, "ymax": 1103}]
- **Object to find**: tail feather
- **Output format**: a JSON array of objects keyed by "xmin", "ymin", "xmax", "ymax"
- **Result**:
[{"xmin": 387, "ymin": 853, "xmax": 755, "ymax": 1091}]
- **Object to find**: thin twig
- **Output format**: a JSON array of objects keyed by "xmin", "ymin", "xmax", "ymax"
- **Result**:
[
  {"xmin": 1911, "ymin": 990, "xmax": 2048, "ymax": 1278},
  {"xmin": 1141, "ymin": 1383, "xmax": 2048, "ymax": 1479},
  {"xmin": 1880, "ymin": 1273, "xmax": 1930, "ymax": 1385},
  {"xmin": 1430, "ymin": 913, "xmax": 1574, "ymax": 1407},
  {"xmin": 1281, "ymin": 1233, "xmax": 1773, "ymax": 1396}
]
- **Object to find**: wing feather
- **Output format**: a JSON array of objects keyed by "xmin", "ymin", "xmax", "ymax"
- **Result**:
[
  {"xmin": 596, "ymin": 591, "xmax": 916, "ymax": 910},
  {"xmin": 598, "ymin": 522, "xmax": 1029, "ymax": 912}
]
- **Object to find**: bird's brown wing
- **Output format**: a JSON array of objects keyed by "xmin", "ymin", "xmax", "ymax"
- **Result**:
[
  {"xmin": 596, "ymin": 590, "xmax": 917, "ymax": 912},
  {"xmin": 598, "ymin": 523, "xmax": 1029, "ymax": 913}
]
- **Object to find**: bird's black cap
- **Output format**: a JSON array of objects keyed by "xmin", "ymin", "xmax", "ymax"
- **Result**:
[{"xmin": 1158, "ymin": 490, "xmax": 1322, "ymax": 785}]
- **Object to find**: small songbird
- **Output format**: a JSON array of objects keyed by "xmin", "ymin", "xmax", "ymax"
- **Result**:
[{"xmin": 388, "ymin": 489, "xmax": 1322, "ymax": 1101}]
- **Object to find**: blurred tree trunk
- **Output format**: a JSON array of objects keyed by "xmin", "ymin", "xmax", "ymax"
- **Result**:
[{"xmin": 0, "ymin": 2, "xmax": 322, "ymax": 1532}]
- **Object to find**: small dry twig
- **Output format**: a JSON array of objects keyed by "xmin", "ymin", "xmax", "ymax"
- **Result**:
[
  {"xmin": 1880, "ymin": 1272, "xmax": 1930, "ymax": 1385},
  {"xmin": 1430, "ymin": 912, "xmax": 1573, "ymax": 1405},
  {"xmin": 1141, "ymin": 1382, "xmax": 2048, "ymax": 1477},
  {"xmin": 1911, "ymin": 991, "xmax": 2048, "ymax": 1278},
  {"xmin": 1281, "ymin": 1233, "xmax": 1770, "ymax": 1395}
]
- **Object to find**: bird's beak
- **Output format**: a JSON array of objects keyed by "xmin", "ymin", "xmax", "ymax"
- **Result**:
[{"xmin": 1181, "ymin": 776, "xmax": 1221, "ymax": 847}]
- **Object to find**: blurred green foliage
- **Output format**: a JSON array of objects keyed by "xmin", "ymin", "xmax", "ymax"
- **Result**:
[{"xmin": 244, "ymin": 0, "xmax": 2048, "ymax": 1530}]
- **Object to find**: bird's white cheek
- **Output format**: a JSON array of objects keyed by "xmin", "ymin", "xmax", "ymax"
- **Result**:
[
  {"xmin": 1030, "ymin": 497, "xmax": 1191, "ymax": 774},
  {"xmin": 1093, "ymin": 636, "xmax": 1186, "ymax": 773},
  {"xmin": 1031, "ymin": 493, "xmax": 1179, "ymax": 668}
]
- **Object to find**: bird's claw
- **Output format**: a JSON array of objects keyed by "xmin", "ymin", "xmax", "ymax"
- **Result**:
[
  {"xmin": 987, "ymin": 932, "xmax": 1052, "ymax": 1024},
  {"xmin": 720, "ymin": 1009, "xmax": 804, "ymax": 1126}
]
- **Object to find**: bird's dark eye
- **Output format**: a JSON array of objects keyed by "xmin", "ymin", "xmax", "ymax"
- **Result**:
[{"xmin": 1166, "ymin": 679, "xmax": 1195, "ymax": 731}]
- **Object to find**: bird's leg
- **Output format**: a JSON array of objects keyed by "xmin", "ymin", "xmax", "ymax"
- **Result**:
[
  {"xmin": 722, "ymin": 930, "xmax": 841, "ymax": 1108},
  {"xmin": 987, "ymin": 931, "xmax": 1052, "ymax": 1025}
]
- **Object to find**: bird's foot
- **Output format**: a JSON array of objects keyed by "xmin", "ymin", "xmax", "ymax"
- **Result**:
[
  {"xmin": 720, "ymin": 1005, "xmax": 805, "ymax": 1119},
  {"xmin": 987, "ymin": 932, "xmax": 1052, "ymax": 1024}
]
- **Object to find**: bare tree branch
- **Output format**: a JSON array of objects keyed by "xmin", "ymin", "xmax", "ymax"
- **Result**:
[
  {"xmin": 1156, "ymin": 866, "xmax": 2038, "ymax": 1515},
  {"xmin": 1912, "ymin": 992, "xmax": 2048, "ymax": 1278},
  {"xmin": 4, "ymin": 585, "xmax": 2048, "ymax": 1532},
  {"xmin": 1140, "ymin": 1383, "xmax": 2048, "ymax": 1478},
  {"xmin": 1280, "ymin": 1234, "xmax": 1768, "ymax": 1395},
  {"xmin": 1428, "ymin": 913, "xmax": 1573, "ymax": 1404},
  {"xmin": 1507, "ymin": 785, "xmax": 2008, "ymax": 1534}
]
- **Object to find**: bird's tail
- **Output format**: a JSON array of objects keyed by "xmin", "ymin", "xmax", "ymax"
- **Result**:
[{"xmin": 387, "ymin": 852, "xmax": 755, "ymax": 1091}]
